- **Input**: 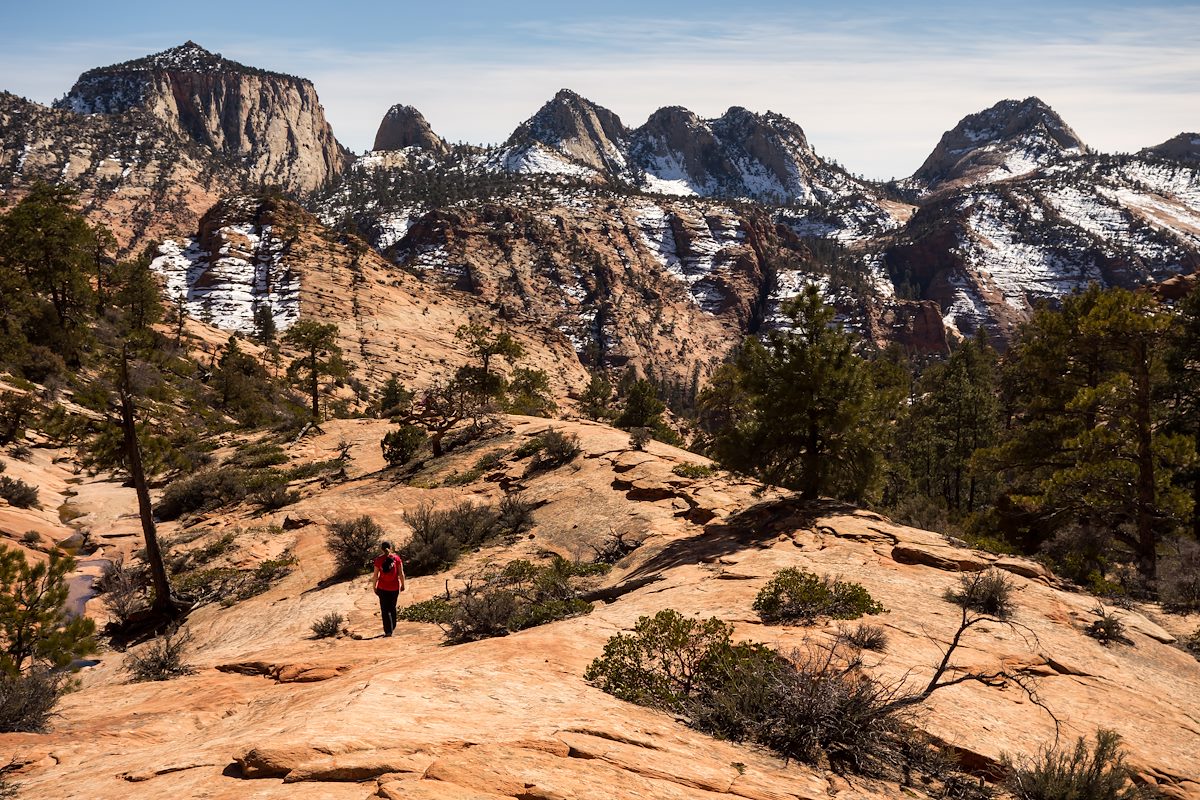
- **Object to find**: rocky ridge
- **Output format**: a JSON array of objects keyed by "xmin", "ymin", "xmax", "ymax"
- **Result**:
[
  {"xmin": 373, "ymin": 105, "xmax": 449, "ymax": 155},
  {"xmin": 908, "ymin": 97, "xmax": 1088, "ymax": 195},
  {"xmin": 56, "ymin": 42, "xmax": 348, "ymax": 194},
  {"xmin": 150, "ymin": 194, "xmax": 590, "ymax": 395},
  {"xmin": 2, "ymin": 416, "xmax": 1197, "ymax": 799}
]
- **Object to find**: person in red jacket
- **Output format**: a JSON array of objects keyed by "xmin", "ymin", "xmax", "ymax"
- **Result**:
[{"xmin": 371, "ymin": 541, "xmax": 405, "ymax": 637}]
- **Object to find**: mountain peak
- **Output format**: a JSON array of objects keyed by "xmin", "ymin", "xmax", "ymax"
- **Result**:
[
  {"xmin": 1140, "ymin": 132, "xmax": 1200, "ymax": 164},
  {"xmin": 910, "ymin": 96, "xmax": 1087, "ymax": 192},
  {"xmin": 373, "ymin": 104, "xmax": 448, "ymax": 155},
  {"xmin": 503, "ymin": 90, "xmax": 628, "ymax": 174}
]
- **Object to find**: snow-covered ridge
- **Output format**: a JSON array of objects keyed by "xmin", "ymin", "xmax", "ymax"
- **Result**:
[{"xmin": 150, "ymin": 205, "xmax": 299, "ymax": 336}]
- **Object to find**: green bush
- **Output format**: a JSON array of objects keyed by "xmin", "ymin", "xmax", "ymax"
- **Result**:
[
  {"xmin": 446, "ymin": 589, "xmax": 519, "ymax": 643},
  {"xmin": 1003, "ymin": 730, "xmax": 1159, "ymax": 800},
  {"xmin": 252, "ymin": 484, "xmax": 300, "ymax": 511},
  {"xmin": 945, "ymin": 569, "xmax": 1015, "ymax": 619},
  {"xmin": 311, "ymin": 612, "xmax": 344, "ymax": 639},
  {"xmin": 382, "ymin": 425, "xmax": 427, "ymax": 467},
  {"xmin": 398, "ymin": 597, "xmax": 456, "ymax": 625},
  {"xmin": 0, "ymin": 476, "xmax": 39, "ymax": 509},
  {"xmin": 584, "ymin": 610, "xmax": 912, "ymax": 775},
  {"xmin": 672, "ymin": 462, "xmax": 716, "ymax": 479},
  {"xmin": 226, "ymin": 442, "xmax": 288, "ymax": 469},
  {"xmin": 628, "ymin": 427, "xmax": 651, "ymax": 451},
  {"xmin": 753, "ymin": 568, "xmax": 885, "ymax": 624},
  {"xmin": 1182, "ymin": 628, "xmax": 1200, "ymax": 660},
  {"xmin": 515, "ymin": 429, "xmax": 581, "ymax": 472},
  {"xmin": 325, "ymin": 516, "xmax": 385, "ymax": 578},
  {"xmin": 156, "ymin": 466, "xmax": 285, "ymax": 520},
  {"xmin": 475, "ymin": 450, "xmax": 506, "ymax": 472},
  {"xmin": 124, "ymin": 627, "xmax": 194, "ymax": 682}
]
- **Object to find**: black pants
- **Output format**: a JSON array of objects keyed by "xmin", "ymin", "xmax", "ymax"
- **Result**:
[{"xmin": 375, "ymin": 588, "xmax": 399, "ymax": 636}]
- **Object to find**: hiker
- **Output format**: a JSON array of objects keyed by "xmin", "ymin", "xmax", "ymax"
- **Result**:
[{"xmin": 372, "ymin": 540, "xmax": 405, "ymax": 637}]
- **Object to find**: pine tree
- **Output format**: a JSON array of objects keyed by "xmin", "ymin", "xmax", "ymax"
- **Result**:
[
  {"xmin": 0, "ymin": 548, "xmax": 96, "ymax": 674},
  {"xmin": 702, "ymin": 285, "xmax": 889, "ymax": 501},
  {"xmin": 283, "ymin": 320, "xmax": 346, "ymax": 423},
  {"xmin": 982, "ymin": 286, "xmax": 1191, "ymax": 581}
]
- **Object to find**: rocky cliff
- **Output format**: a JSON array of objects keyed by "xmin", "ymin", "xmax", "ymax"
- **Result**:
[
  {"xmin": 373, "ymin": 104, "xmax": 449, "ymax": 155},
  {"xmin": 909, "ymin": 97, "xmax": 1088, "ymax": 194},
  {"xmin": 56, "ymin": 41, "xmax": 349, "ymax": 194},
  {"xmin": 0, "ymin": 91, "xmax": 240, "ymax": 252},
  {"xmin": 151, "ymin": 194, "xmax": 590, "ymax": 395}
]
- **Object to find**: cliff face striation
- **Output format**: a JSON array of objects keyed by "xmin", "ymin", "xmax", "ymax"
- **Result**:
[{"xmin": 56, "ymin": 41, "xmax": 349, "ymax": 194}]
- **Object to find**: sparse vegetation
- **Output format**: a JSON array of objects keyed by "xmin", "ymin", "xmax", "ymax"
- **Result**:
[
  {"xmin": 1085, "ymin": 607, "xmax": 1129, "ymax": 646},
  {"xmin": 1003, "ymin": 729, "xmax": 1160, "ymax": 800},
  {"xmin": 839, "ymin": 622, "xmax": 889, "ymax": 652},
  {"xmin": 311, "ymin": 611, "xmax": 344, "ymax": 639},
  {"xmin": 0, "ymin": 668, "xmax": 66, "ymax": 733},
  {"xmin": 397, "ymin": 597, "xmax": 456, "ymax": 625},
  {"xmin": 672, "ymin": 462, "xmax": 715, "ymax": 479},
  {"xmin": 585, "ymin": 610, "xmax": 920, "ymax": 776},
  {"xmin": 432, "ymin": 557, "xmax": 604, "ymax": 644},
  {"xmin": 155, "ymin": 466, "xmax": 288, "ymax": 521},
  {"xmin": 0, "ymin": 476, "xmax": 39, "ymax": 509},
  {"xmin": 943, "ymin": 569, "xmax": 1014, "ymax": 619},
  {"xmin": 753, "ymin": 568, "xmax": 885, "ymax": 624},
  {"xmin": 590, "ymin": 529, "xmax": 643, "ymax": 564},
  {"xmin": 124, "ymin": 626, "xmax": 194, "ymax": 682},
  {"xmin": 325, "ymin": 516, "xmax": 385, "ymax": 578}
]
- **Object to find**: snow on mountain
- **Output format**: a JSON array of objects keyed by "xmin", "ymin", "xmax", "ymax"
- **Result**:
[
  {"xmin": 151, "ymin": 197, "xmax": 300, "ymax": 336},
  {"xmin": 909, "ymin": 97, "xmax": 1088, "ymax": 194}
]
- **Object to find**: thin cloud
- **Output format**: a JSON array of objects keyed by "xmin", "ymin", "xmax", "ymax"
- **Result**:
[{"xmin": 1, "ymin": 6, "xmax": 1196, "ymax": 179}]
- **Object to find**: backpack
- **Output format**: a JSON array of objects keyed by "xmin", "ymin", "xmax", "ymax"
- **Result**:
[{"xmin": 380, "ymin": 554, "xmax": 396, "ymax": 574}]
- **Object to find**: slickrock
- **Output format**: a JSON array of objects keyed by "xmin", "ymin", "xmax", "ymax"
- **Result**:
[{"xmin": 3, "ymin": 417, "xmax": 1197, "ymax": 799}]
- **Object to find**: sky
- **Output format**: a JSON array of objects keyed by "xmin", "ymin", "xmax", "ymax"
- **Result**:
[{"xmin": 1, "ymin": 0, "xmax": 1198, "ymax": 179}]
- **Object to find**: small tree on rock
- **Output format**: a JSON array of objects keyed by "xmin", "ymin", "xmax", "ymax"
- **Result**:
[{"xmin": 283, "ymin": 320, "xmax": 346, "ymax": 423}]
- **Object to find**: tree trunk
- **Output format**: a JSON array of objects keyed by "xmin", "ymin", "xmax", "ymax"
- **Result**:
[
  {"xmin": 119, "ymin": 350, "xmax": 180, "ymax": 618},
  {"xmin": 1133, "ymin": 340, "xmax": 1158, "ymax": 582},
  {"xmin": 309, "ymin": 353, "xmax": 320, "ymax": 422}
]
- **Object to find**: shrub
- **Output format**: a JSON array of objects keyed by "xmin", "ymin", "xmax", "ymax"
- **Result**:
[
  {"xmin": 628, "ymin": 427, "xmax": 652, "ymax": 451},
  {"xmin": 591, "ymin": 530, "xmax": 643, "ymax": 564},
  {"xmin": 753, "ymin": 568, "xmax": 885, "ymax": 624},
  {"xmin": 311, "ymin": 611, "xmax": 344, "ymax": 639},
  {"xmin": 1182, "ymin": 628, "xmax": 1200, "ymax": 660},
  {"xmin": 523, "ymin": 429, "xmax": 580, "ymax": 473},
  {"xmin": 382, "ymin": 425, "xmax": 427, "ymax": 467},
  {"xmin": 20, "ymin": 531, "xmax": 39, "ymax": 545},
  {"xmin": 325, "ymin": 516, "xmax": 385, "ymax": 578},
  {"xmin": 1039, "ymin": 524, "xmax": 1112, "ymax": 588},
  {"xmin": 156, "ymin": 466, "xmax": 261, "ymax": 520},
  {"xmin": 944, "ymin": 569, "xmax": 1014, "ymax": 620},
  {"xmin": 0, "ymin": 668, "xmax": 66, "ymax": 732},
  {"xmin": 475, "ymin": 451, "xmax": 506, "ymax": 472},
  {"xmin": 401, "ymin": 505, "xmax": 461, "ymax": 577},
  {"xmin": 1003, "ymin": 729, "xmax": 1159, "ymax": 800},
  {"xmin": 672, "ymin": 462, "xmax": 715, "ymax": 479},
  {"xmin": 0, "ymin": 476, "xmax": 39, "ymax": 509},
  {"xmin": 497, "ymin": 493, "xmax": 534, "ymax": 536},
  {"xmin": 1085, "ymin": 607, "xmax": 1128, "ymax": 646},
  {"xmin": 234, "ymin": 553, "xmax": 296, "ymax": 601},
  {"xmin": 398, "ymin": 597, "xmax": 456, "ymax": 625},
  {"xmin": 584, "ymin": 610, "xmax": 913, "ymax": 776},
  {"xmin": 124, "ymin": 627, "xmax": 194, "ymax": 682},
  {"xmin": 1159, "ymin": 541, "xmax": 1200, "ymax": 612},
  {"xmin": 252, "ymin": 484, "xmax": 300, "ymax": 511},
  {"xmin": 445, "ymin": 588, "xmax": 519, "ymax": 643},
  {"xmin": 100, "ymin": 559, "xmax": 146, "ymax": 626},
  {"xmin": 839, "ymin": 623, "xmax": 889, "ymax": 653},
  {"xmin": 227, "ymin": 442, "xmax": 288, "ymax": 469}
]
